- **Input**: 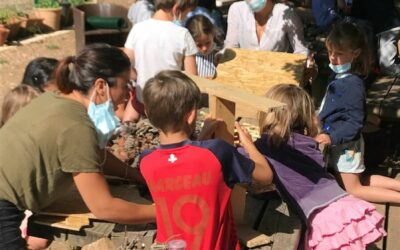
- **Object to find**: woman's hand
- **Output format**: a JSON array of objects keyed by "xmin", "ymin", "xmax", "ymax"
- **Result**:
[{"xmin": 197, "ymin": 115, "xmax": 223, "ymax": 140}]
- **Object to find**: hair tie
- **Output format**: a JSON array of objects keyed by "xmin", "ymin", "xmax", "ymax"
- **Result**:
[{"xmin": 70, "ymin": 56, "xmax": 77, "ymax": 64}]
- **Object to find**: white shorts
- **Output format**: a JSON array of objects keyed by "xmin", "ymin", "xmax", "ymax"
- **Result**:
[{"xmin": 327, "ymin": 137, "xmax": 365, "ymax": 174}]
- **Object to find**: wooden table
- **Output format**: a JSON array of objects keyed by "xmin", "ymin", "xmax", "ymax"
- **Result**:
[{"xmin": 29, "ymin": 181, "xmax": 156, "ymax": 249}]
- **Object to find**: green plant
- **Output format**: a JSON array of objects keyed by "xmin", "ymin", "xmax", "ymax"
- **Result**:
[
  {"xmin": 0, "ymin": 7, "xmax": 24, "ymax": 24},
  {"xmin": 68, "ymin": 0, "xmax": 85, "ymax": 6},
  {"xmin": 34, "ymin": 0, "xmax": 60, "ymax": 8}
]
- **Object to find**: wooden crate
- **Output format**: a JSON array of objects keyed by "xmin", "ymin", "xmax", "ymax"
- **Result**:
[{"xmin": 215, "ymin": 48, "xmax": 307, "ymax": 96}]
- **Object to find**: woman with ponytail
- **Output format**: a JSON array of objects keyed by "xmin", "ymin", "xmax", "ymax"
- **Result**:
[{"xmin": 0, "ymin": 44, "xmax": 155, "ymax": 250}]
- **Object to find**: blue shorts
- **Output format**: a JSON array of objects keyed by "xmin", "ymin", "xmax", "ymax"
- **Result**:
[{"xmin": 327, "ymin": 137, "xmax": 365, "ymax": 174}]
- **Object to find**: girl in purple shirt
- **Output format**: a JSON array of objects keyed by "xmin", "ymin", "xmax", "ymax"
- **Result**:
[{"xmin": 254, "ymin": 84, "xmax": 385, "ymax": 249}]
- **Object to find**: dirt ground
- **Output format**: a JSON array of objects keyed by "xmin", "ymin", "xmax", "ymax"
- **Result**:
[{"xmin": 0, "ymin": 30, "xmax": 76, "ymax": 104}]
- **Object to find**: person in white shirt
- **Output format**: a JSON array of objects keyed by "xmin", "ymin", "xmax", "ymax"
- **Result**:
[
  {"xmin": 127, "ymin": 0, "xmax": 155, "ymax": 25},
  {"xmin": 123, "ymin": 0, "xmax": 199, "ymax": 122},
  {"xmin": 225, "ymin": 0, "xmax": 308, "ymax": 54}
]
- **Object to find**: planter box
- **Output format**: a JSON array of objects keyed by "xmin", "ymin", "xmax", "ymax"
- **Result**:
[{"xmin": 34, "ymin": 8, "xmax": 62, "ymax": 31}]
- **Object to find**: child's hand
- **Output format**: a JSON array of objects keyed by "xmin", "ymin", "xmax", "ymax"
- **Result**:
[
  {"xmin": 197, "ymin": 115, "xmax": 223, "ymax": 140},
  {"xmin": 235, "ymin": 121, "xmax": 254, "ymax": 148},
  {"xmin": 315, "ymin": 133, "xmax": 332, "ymax": 145}
]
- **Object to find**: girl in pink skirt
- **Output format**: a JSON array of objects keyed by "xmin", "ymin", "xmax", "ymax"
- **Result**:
[{"xmin": 249, "ymin": 84, "xmax": 386, "ymax": 249}]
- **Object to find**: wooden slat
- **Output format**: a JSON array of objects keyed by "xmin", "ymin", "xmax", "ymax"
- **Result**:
[
  {"xmin": 258, "ymin": 199, "xmax": 301, "ymax": 250},
  {"xmin": 33, "ymin": 215, "xmax": 86, "ymax": 231},
  {"xmin": 187, "ymin": 73, "xmax": 286, "ymax": 113},
  {"xmin": 366, "ymin": 203, "xmax": 387, "ymax": 250},
  {"xmin": 215, "ymin": 48, "xmax": 306, "ymax": 97},
  {"xmin": 386, "ymin": 174, "xmax": 400, "ymax": 250},
  {"xmin": 209, "ymin": 95, "xmax": 270, "ymax": 248},
  {"xmin": 82, "ymin": 238, "xmax": 117, "ymax": 250},
  {"xmin": 39, "ymin": 184, "xmax": 152, "ymax": 223}
]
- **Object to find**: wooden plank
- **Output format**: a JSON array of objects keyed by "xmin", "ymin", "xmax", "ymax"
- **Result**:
[
  {"xmin": 258, "ymin": 199, "xmax": 301, "ymax": 250},
  {"xmin": 39, "ymin": 184, "xmax": 152, "ymax": 223},
  {"xmin": 209, "ymin": 95, "xmax": 236, "ymax": 143},
  {"xmin": 386, "ymin": 174, "xmax": 400, "ymax": 250},
  {"xmin": 209, "ymin": 95, "xmax": 270, "ymax": 248},
  {"xmin": 33, "ymin": 215, "xmax": 86, "ymax": 231},
  {"xmin": 187, "ymin": 73, "xmax": 286, "ymax": 113},
  {"xmin": 82, "ymin": 238, "xmax": 117, "ymax": 250},
  {"xmin": 367, "ymin": 203, "xmax": 387, "ymax": 250},
  {"xmin": 215, "ymin": 48, "xmax": 306, "ymax": 96}
]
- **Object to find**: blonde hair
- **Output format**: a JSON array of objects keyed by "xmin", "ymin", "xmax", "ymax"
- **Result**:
[
  {"xmin": 259, "ymin": 84, "xmax": 319, "ymax": 146},
  {"xmin": 1, "ymin": 85, "xmax": 40, "ymax": 127}
]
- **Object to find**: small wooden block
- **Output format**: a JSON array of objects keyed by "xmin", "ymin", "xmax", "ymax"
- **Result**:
[
  {"xmin": 82, "ymin": 238, "xmax": 117, "ymax": 250},
  {"xmin": 237, "ymin": 224, "xmax": 272, "ymax": 248}
]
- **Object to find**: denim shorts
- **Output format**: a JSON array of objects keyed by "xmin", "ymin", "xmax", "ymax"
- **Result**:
[{"xmin": 0, "ymin": 200, "xmax": 26, "ymax": 250}]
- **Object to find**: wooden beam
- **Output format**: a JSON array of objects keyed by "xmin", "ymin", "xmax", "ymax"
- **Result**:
[
  {"xmin": 209, "ymin": 94, "xmax": 270, "ymax": 248},
  {"xmin": 187, "ymin": 73, "xmax": 286, "ymax": 113}
]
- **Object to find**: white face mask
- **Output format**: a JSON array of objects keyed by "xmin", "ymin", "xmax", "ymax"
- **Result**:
[{"xmin": 87, "ymin": 84, "xmax": 120, "ymax": 148}]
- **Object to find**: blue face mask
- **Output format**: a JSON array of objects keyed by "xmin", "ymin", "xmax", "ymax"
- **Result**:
[
  {"xmin": 87, "ymin": 84, "xmax": 120, "ymax": 149},
  {"xmin": 173, "ymin": 12, "xmax": 184, "ymax": 26},
  {"xmin": 173, "ymin": 19, "xmax": 184, "ymax": 26},
  {"xmin": 246, "ymin": 0, "xmax": 267, "ymax": 12},
  {"xmin": 329, "ymin": 63, "xmax": 352, "ymax": 74}
]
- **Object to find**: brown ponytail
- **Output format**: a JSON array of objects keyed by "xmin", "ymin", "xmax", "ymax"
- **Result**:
[
  {"xmin": 55, "ymin": 56, "xmax": 76, "ymax": 94},
  {"xmin": 54, "ymin": 44, "xmax": 131, "ymax": 95}
]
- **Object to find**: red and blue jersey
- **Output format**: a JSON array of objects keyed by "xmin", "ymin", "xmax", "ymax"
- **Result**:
[{"xmin": 140, "ymin": 139, "xmax": 255, "ymax": 250}]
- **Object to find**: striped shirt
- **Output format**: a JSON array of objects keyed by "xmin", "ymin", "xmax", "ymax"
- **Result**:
[{"xmin": 196, "ymin": 52, "xmax": 217, "ymax": 78}]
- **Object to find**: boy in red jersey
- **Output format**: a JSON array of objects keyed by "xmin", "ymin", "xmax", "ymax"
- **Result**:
[{"xmin": 140, "ymin": 70, "xmax": 272, "ymax": 250}]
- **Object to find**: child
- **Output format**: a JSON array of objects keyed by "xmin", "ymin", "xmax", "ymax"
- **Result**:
[
  {"xmin": 186, "ymin": 15, "xmax": 223, "ymax": 79},
  {"xmin": 21, "ymin": 57, "xmax": 59, "ymax": 92},
  {"xmin": 316, "ymin": 22, "xmax": 400, "ymax": 203},
  {"xmin": 123, "ymin": 0, "xmax": 199, "ymax": 122},
  {"xmin": 127, "ymin": 0, "xmax": 155, "ymax": 25},
  {"xmin": 0, "ymin": 84, "xmax": 48, "ymax": 250},
  {"xmin": 140, "ymin": 70, "xmax": 272, "ymax": 249},
  {"xmin": 1, "ymin": 85, "xmax": 40, "ymax": 127},
  {"xmin": 255, "ymin": 84, "xmax": 385, "ymax": 249}
]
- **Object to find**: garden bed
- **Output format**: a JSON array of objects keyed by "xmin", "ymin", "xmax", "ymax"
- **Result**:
[{"xmin": 0, "ymin": 30, "xmax": 75, "ymax": 102}]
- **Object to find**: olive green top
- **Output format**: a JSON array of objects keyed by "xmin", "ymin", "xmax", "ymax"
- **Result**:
[{"xmin": 0, "ymin": 92, "xmax": 101, "ymax": 212}]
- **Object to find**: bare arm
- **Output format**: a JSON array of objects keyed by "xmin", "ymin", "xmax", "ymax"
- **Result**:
[
  {"xmin": 225, "ymin": 4, "xmax": 241, "ymax": 48},
  {"xmin": 235, "ymin": 122, "xmax": 273, "ymax": 186},
  {"xmin": 73, "ymin": 172, "xmax": 155, "ymax": 224},
  {"xmin": 286, "ymin": 8, "xmax": 308, "ymax": 54},
  {"xmin": 101, "ymin": 150, "xmax": 146, "ymax": 185},
  {"xmin": 183, "ymin": 55, "xmax": 198, "ymax": 76}
]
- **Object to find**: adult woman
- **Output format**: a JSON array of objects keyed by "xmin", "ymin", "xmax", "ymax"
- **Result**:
[
  {"xmin": 225, "ymin": 0, "xmax": 308, "ymax": 54},
  {"xmin": 0, "ymin": 45, "xmax": 155, "ymax": 249}
]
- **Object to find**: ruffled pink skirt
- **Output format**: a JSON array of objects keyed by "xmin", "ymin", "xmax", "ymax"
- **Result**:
[{"xmin": 306, "ymin": 195, "xmax": 386, "ymax": 250}]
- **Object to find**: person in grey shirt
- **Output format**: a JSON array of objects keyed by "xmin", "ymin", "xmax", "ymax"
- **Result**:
[{"xmin": 225, "ymin": 0, "xmax": 308, "ymax": 54}]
